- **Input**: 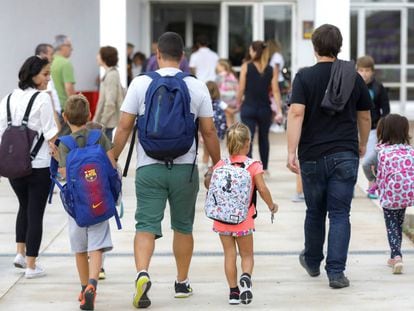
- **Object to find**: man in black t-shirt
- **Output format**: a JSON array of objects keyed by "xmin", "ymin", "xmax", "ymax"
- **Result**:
[{"xmin": 287, "ymin": 24, "xmax": 371, "ymax": 289}]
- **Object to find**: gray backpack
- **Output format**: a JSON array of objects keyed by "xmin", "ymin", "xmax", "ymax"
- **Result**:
[{"xmin": 0, "ymin": 92, "xmax": 44, "ymax": 178}]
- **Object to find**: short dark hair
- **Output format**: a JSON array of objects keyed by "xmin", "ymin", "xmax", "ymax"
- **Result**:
[
  {"xmin": 18, "ymin": 56, "xmax": 49, "ymax": 90},
  {"xmin": 312, "ymin": 24, "xmax": 342, "ymax": 58},
  {"xmin": 356, "ymin": 55, "xmax": 375, "ymax": 70},
  {"xmin": 196, "ymin": 34, "xmax": 209, "ymax": 47},
  {"xmin": 157, "ymin": 32, "xmax": 184, "ymax": 62},
  {"xmin": 378, "ymin": 114, "xmax": 411, "ymax": 145},
  {"xmin": 64, "ymin": 94, "xmax": 90, "ymax": 126},
  {"xmin": 99, "ymin": 46, "xmax": 119, "ymax": 67},
  {"xmin": 35, "ymin": 43, "xmax": 53, "ymax": 56},
  {"xmin": 133, "ymin": 52, "xmax": 146, "ymax": 62}
]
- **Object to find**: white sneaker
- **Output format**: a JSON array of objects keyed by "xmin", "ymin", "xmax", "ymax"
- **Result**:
[
  {"xmin": 25, "ymin": 265, "xmax": 46, "ymax": 279},
  {"xmin": 13, "ymin": 253, "xmax": 26, "ymax": 269}
]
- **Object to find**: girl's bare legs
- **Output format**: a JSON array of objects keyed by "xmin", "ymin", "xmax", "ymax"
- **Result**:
[
  {"xmin": 219, "ymin": 235, "xmax": 238, "ymax": 288},
  {"xmin": 235, "ymin": 234, "xmax": 254, "ymax": 275}
]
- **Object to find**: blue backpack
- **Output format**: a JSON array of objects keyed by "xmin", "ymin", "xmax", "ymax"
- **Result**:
[
  {"xmin": 49, "ymin": 130, "xmax": 122, "ymax": 229},
  {"xmin": 138, "ymin": 71, "xmax": 197, "ymax": 167}
]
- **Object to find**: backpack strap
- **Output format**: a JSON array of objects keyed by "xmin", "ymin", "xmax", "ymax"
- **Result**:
[
  {"xmin": 48, "ymin": 138, "xmax": 61, "ymax": 204},
  {"xmin": 6, "ymin": 93, "xmax": 12, "ymax": 126},
  {"xmin": 86, "ymin": 129, "xmax": 102, "ymax": 146},
  {"xmin": 22, "ymin": 92, "xmax": 41, "ymax": 126},
  {"xmin": 145, "ymin": 71, "xmax": 161, "ymax": 80},
  {"xmin": 59, "ymin": 134, "xmax": 78, "ymax": 151},
  {"xmin": 123, "ymin": 124, "xmax": 137, "ymax": 177}
]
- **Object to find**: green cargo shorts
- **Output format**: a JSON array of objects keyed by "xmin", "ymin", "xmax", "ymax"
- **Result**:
[{"xmin": 135, "ymin": 164, "xmax": 199, "ymax": 238}]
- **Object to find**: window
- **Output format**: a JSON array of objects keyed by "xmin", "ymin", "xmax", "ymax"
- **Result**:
[
  {"xmin": 228, "ymin": 6, "xmax": 253, "ymax": 67},
  {"xmin": 264, "ymin": 5, "xmax": 292, "ymax": 69},
  {"xmin": 351, "ymin": 10, "xmax": 358, "ymax": 61},
  {"xmin": 365, "ymin": 10, "xmax": 401, "ymax": 64},
  {"xmin": 408, "ymin": 9, "xmax": 414, "ymax": 64}
]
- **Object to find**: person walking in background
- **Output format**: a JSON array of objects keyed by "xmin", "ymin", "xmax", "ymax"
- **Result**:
[
  {"xmin": 236, "ymin": 41, "xmax": 283, "ymax": 175},
  {"xmin": 204, "ymin": 123, "xmax": 278, "ymax": 305},
  {"xmin": 266, "ymin": 39, "xmax": 286, "ymax": 133},
  {"xmin": 370, "ymin": 114, "xmax": 414, "ymax": 274},
  {"xmin": 287, "ymin": 24, "xmax": 371, "ymax": 289},
  {"xmin": 215, "ymin": 59, "xmax": 239, "ymax": 126},
  {"xmin": 93, "ymin": 46, "xmax": 124, "ymax": 141},
  {"xmin": 113, "ymin": 32, "xmax": 220, "ymax": 308},
  {"xmin": 51, "ymin": 35, "xmax": 76, "ymax": 112},
  {"xmin": 189, "ymin": 35, "xmax": 219, "ymax": 82},
  {"xmin": 201, "ymin": 81, "xmax": 235, "ymax": 170},
  {"xmin": 132, "ymin": 52, "xmax": 147, "ymax": 77},
  {"xmin": 356, "ymin": 55, "xmax": 390, "ymax": 199},
  {"xmin": 0, "ymin": 56, "xmax": 58, "ymax": 278},
  {"xmin": 35, "ymin": 43, "xmax": 61, "ymax": 131}
]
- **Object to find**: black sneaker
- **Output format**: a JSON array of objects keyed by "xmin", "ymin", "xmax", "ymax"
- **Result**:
[
  {"xmin": 299, "ymin": 250, "xmax": 320, "ymax": 277},
  {"xmin": 328, "ymin": 273, "xmax": 350, "ymax": 289},
  {"xmin": 133, "ymin": 272, "xmax": 151, "ymax": 308},
  {"xmin": 174, "ymin": 280, "xmax": 193, "ymax": 298},
  {"xmin": 229, "ymin": 291, "xmax": 240, "ymax": 305},
  {"xmin": 80, "ymin": 284, "xmax": 96, "ymax": 310},
  {"xmin": 239, "ymin": 274, "xmax": 252, "ymax": 305}
]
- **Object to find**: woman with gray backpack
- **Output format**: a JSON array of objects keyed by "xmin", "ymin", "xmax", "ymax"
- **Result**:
[{"xmin": 0, "ymin": 56, "xmax": 58, "ymax": 278}]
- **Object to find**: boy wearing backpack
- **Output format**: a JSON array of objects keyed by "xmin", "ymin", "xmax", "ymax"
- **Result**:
[
  {"xmin": 56, "ymin": 94, "xmax": 116, "ymax": 310},
  {"xmin": 113, "ymin": 32, "xmax": 220, "ymax": 308}
]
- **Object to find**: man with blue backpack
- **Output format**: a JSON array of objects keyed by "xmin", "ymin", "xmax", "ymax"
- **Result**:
[
  {"xmin": 113, "ymin": 32, "xmax": 220, "ymax": 308},
  {"xmin": 52, "ymin": 94, "xmax": 120, "ymax": 310}
]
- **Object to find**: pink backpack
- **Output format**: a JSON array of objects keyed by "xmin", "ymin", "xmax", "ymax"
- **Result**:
[{"xmin": 376, "ymin": 144, "xmax": 414, "ymax": 209}]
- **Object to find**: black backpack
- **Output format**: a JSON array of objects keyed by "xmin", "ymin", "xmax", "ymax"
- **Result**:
[{"xmin": 0, "ymin": 92, "xmax": 44, "ymax": 179}]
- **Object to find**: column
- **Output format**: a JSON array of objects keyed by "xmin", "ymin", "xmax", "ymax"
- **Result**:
[
  {"xmin": 315, "ymin": 0, "xmax": 350, "ymax": 60},
  {"xmin": 100, "ymin": 0, "xmax": 127, "ymax": 87}
]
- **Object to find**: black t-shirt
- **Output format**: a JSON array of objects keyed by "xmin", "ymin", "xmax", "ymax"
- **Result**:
[{"xmin": 290, "ymin": 62, "xmax": 372, "ymax": 161}]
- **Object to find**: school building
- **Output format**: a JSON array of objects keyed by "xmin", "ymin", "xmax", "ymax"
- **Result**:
[{"xmin": 1, "ymin": 0, "xmax": 413, "ymax": 117}]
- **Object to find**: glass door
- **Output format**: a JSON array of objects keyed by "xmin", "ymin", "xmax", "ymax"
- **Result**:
[
  {"xmin": 351, "ymin": 5, "xmax": 412, "ymax": 115},
  {"xmin": 221, "ymin": 2, "xmax": 294, "ymax": 73},
  {"xmin": 220, "ymin": 2, "xmax": 255, "ymax": 67},
  {"xmin": 262, "ymin": 3, "xmax": 294, "ymax": 78}
]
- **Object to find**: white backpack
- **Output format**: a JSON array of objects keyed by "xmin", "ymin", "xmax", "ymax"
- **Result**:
[{"xmin": 205, "ymin": 158, "xmax": 256, "ymax": 224}]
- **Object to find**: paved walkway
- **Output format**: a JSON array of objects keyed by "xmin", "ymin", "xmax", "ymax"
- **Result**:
[{"xmin": 0, "ymin": 132, "xmax": 413, "ymax": 310}]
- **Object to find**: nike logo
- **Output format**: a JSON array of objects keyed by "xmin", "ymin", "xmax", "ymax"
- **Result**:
[{"xmin": 92, "ymin": 201, "xmax": 103, "ymax": 209}]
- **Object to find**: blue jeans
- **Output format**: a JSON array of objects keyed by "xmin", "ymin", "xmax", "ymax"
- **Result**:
[{"xmin": 300, "ymin": 151, "xmax": 359, "ymax": 276}]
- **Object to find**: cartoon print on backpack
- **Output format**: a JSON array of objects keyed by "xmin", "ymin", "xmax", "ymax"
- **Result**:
[
  {"xmin": 223, "ymin": 173, "xmax": 232, "ymax": 193},
  {"xmin": 205, "ymin": 158, "xmax": 256, "ymax": 224}
]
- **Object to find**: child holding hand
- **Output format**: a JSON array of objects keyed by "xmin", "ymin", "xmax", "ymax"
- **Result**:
[{"xmin": 204, "ymin": 122, "xmax": 278, "ymax": 305}]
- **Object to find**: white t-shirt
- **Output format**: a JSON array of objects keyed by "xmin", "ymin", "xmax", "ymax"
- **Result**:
[
  {"xmin": 0, "ymin": 88, "xmax": 59, "ymax": 168},
  {"xmin": 189, "ymin": 47, "xmax": 219, "ymax": 82},
  {"xmin": 269, "ymin": 52, "xmax": 285, "ymax": 82},
  {"xmin": 46, "ymin": 80, "xmax": 61, "ymax": 114},
  {"xmin": 121, "ymin": 67, "xmax": 213, "ymax": 168}
]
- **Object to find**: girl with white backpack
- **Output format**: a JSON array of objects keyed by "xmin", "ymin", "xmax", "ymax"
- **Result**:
[{"xmin": 204, "ymin": 122, "xmax": 278, "ymax": 305}]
